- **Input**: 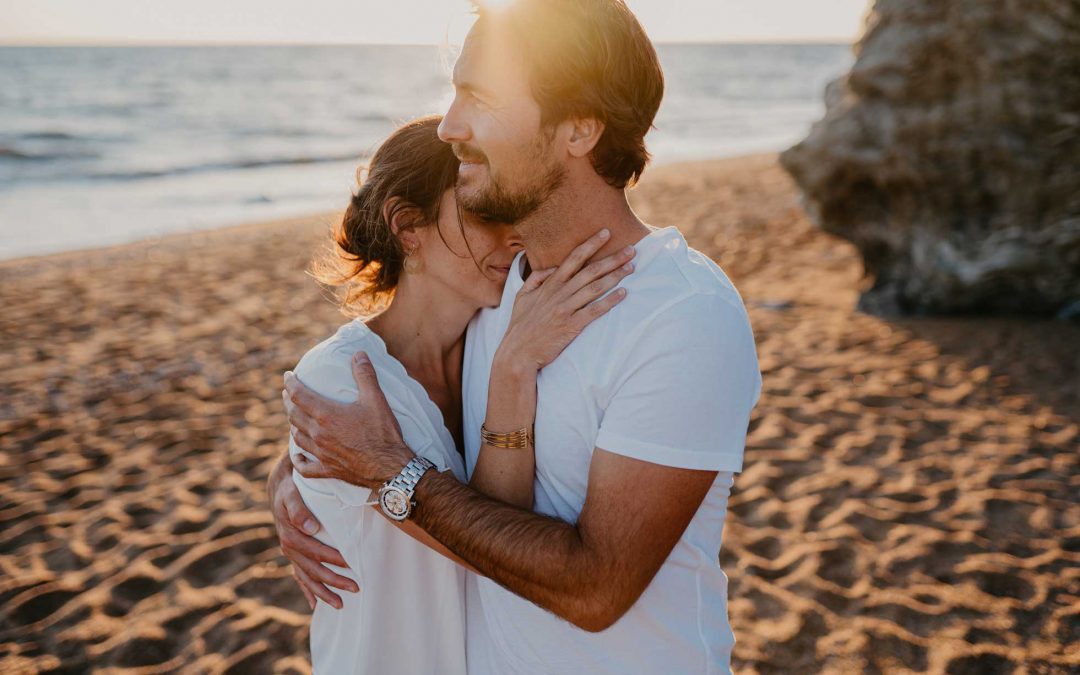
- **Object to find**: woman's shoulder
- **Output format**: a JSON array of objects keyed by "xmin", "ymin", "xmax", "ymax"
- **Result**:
[
  {"xmin": 292, "ymin": 320, "xmax": 390, "ymax": 403},
  {"xmin": 292, "ymin": 320, "xmax": 466, "ymax": 478}
]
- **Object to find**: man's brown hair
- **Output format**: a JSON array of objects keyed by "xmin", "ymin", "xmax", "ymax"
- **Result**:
[{"xmin": 473, "ymin": 0, "xmax": 664, "ymax": 189}]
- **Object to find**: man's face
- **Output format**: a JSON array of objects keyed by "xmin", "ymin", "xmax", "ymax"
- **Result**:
[{"xmin": 438, "ymin": 22, "xmax": 566, "ymax": 224}]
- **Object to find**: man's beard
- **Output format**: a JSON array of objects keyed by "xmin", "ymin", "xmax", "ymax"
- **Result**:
[{"xmin": 454, "ymin": 134, "xmax": 566, "ymax": 224}]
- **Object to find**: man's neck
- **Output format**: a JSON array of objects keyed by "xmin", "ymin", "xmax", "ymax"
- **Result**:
[{"xmin": 515, "ymin": 171, "xmax": 651, "ymax": 271}]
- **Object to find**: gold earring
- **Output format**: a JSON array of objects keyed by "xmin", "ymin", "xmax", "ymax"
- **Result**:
[{"xmin": 404, "ymin": 252, "xmax": 421, "ymax": 273}]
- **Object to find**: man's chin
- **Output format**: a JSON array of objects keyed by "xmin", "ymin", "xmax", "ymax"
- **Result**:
[{"xmin": 455, "ymin": 175, "xmax": 490, "ymax": 210}]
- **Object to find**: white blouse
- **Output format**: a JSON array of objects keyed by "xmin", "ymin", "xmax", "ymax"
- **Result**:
[{"xmin": 288, "ymin": 319, "xmax": 468, "ymax": 675}]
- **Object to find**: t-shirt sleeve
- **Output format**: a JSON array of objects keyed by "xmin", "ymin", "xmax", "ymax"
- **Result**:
[{"xmin": 594, "ymin": 293, "xmax": 762, "ymax": 473}]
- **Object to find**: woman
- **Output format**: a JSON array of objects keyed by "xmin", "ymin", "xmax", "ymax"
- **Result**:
[{"xmin": 276, "ymin": 115, "xmax": 634, "ymax": 674}]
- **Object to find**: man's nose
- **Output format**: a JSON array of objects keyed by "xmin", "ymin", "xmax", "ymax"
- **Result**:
[{"xmin": 438, "ymin": 99, "xmax": 470, "ymax": 144}]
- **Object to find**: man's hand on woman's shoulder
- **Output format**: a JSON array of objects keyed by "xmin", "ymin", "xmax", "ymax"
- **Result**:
[{"xmin": 283, "ymin": 353, "xmax": 416, "ymax": 490}]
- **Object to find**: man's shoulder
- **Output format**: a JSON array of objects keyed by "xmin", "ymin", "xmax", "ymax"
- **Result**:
[{"xmin": 628, "ymin": 228, "xmax": 751, "ymax": 329}]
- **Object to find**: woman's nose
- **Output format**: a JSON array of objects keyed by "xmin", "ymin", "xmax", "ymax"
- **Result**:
[{"xmin": 506, "ymin": 231, "xmax": 525, "ymax": 251}]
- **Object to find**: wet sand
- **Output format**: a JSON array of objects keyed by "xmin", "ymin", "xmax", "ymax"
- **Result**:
[{"xmin": 1, "ymin": 153, "xmax": 1077, "ymax": 673}]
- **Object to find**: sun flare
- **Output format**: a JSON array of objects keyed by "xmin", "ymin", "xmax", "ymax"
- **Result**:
[{"xmin": 475, "ymin": 0, "xmax": 517, "ymax": 11}]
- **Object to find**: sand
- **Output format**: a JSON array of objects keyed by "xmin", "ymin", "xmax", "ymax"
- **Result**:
[{"xmin": 1, "ymin": 154, "xmax": 1077, "ymax": 673}]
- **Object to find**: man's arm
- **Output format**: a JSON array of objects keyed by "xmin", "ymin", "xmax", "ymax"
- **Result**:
[
  {"xmin": 415, "ymin": 451, "xmax": 716, "ymax": 631},
  {"xmin": 286, "ymin": 288, "xmax": 757, "ymax": 629},
  {"xmin": 288, "ymin": 366, "xmax": 717, "ymax": 633}
]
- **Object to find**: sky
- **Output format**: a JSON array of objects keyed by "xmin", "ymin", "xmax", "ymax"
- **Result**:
[{"xmin": 0, "ymin": 0, "xmax": 870, "ymax": 45}]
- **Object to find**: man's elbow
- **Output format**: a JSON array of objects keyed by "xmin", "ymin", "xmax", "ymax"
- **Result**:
[
  {"xmin": 564, "ymin": 590, "xmax": 636, "ymax": 633},
  {"xmin": 571, "ymin": 612, "xmax": 619, "ymax": 634}
]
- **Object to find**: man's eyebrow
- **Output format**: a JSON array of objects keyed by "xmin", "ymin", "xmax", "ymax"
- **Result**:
[{"xmin": 452, "ymin": 75, "xmax": 497, "ymax": 100}]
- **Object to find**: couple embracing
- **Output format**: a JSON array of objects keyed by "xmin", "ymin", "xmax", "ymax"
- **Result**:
[{"xmin": 267, "ymin": 1, "xmax": 763, "ymax": 673}]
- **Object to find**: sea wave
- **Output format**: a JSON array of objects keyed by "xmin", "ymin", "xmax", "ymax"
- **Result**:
[
  {"xmin": 0, "ymin": 43, "xmax": 853, "ymax": 259},
  {"xmin": 17, "ymin": 131, "xmax": 81, "ymax": 141},
  {"xmin": 0, "ymin": 145, "xmax": 99, "ymax": 161},
  {"xmin": 85, "ymin": 151, "xmax": 368, "ymax": 181}
]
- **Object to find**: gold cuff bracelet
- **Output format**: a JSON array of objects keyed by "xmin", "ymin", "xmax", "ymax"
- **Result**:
[{"xmin": 480, "ymin": 423, "xmax": 534, "ymax": 449}]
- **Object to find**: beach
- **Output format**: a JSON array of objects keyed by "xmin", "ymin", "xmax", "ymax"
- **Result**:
[{"xmin": 1, "ymin": 153, "xmax": 1077, "ymax": 672}]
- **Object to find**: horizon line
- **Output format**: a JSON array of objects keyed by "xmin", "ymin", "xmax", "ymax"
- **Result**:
[{"xmin": 0, "ymin": 36, "xmax": 854, "ymax": 48}]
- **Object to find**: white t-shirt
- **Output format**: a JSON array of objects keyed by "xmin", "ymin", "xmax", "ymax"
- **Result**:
[
  {"xmin": 288, "ymin": 319, "xmax": 469, "ymax": 675},
  {"xmin": 461, "ymin": 226, "xmax": 763, "ymax": 675}
]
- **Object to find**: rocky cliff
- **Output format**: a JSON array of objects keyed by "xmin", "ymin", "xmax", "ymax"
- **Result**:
[{"xmin": 780, "ymin": 0, "xmax": 1080, "ymax": 318}]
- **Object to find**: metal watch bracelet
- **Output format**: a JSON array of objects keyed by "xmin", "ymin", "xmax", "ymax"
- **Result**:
[
  {"xmin": 374, "ymin": 456, "xmax": 435, "ymax": 521},
  {"xmin": 388, "ymin": 455, "xmax": 436, "ymax": 493}
]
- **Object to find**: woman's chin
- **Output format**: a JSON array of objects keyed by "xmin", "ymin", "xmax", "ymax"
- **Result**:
[{"xmin": 484, "ymin": 283, "xmax": 507, "ymax": 308}]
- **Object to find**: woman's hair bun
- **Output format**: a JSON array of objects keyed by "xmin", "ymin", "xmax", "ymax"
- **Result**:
[{"xmin": 311, "ymin": 115, "xmax": 460, "ymax": 316}]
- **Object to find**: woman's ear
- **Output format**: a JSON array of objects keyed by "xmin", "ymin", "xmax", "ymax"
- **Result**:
[
  {"xmin": 566, "ymin": 117, "xmax": 605, "ymax": 158},
  {"xmin": 383, "ymin": 197, "xmax": 421, "ymax": 255}
]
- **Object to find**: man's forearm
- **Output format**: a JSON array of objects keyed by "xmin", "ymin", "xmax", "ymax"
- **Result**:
[{"xmin": 413, "ymin": 470, "xmax": 612, "ymax": 630}]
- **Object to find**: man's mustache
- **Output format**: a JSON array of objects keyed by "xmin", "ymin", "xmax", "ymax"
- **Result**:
[{"xmin": 452, "ymin": 143, "xmax": 487, "ymax": 165}]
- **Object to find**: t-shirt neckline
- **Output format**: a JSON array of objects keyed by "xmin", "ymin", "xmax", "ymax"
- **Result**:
[{"xmin": 511, "ymin": 225, "xmax": 678, "ymax": 286}]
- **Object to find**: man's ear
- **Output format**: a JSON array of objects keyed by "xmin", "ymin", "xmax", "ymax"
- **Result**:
[
  {"xmin": 566, "ymin": 117, "xmax": 605, "ymax": 158},
  {"xmin": 383, "ymin": 197, "xmax": 421, "ymax": 254}
]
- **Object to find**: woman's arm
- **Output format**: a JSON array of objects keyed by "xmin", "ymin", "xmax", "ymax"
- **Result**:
[
  {"xmin": 469, "ymin": 354, "xmax": 538, "ymax": 508},
  {"xmin": 468, "ymin": 228, "xmax": 636, "ymax": 509}
]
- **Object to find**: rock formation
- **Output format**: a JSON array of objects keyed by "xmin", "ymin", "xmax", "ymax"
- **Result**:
[{"xmin": 780, "ymin": 0, "xmax": 1080, "ymax": 318}]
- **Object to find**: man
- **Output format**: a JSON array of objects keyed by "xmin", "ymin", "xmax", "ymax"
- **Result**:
[{"xmin": 269, "ymin": 0, "xmax": 762, "ymax": 672}]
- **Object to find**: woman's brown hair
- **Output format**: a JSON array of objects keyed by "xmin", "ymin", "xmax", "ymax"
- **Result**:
[{"xmin": 313, "ymin": 115, "xmax": 460, "ymax": 316}]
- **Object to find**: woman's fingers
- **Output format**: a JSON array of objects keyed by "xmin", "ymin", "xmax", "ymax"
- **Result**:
[
  {"xmin": 573, "ymin": 286, "xmax": 628, "ymax": 330},
  {"xmin": 552, "ymin": 228, "xmax": 610, "ymax": 283},
  {"xmin": 567, "ymin": 258, "xmax": 634, "ymax": 310},
  {"xmin": 562, "ymin": 245, "xmax": 636, "ymax": 298},
  {"xmin": 520, "ymin": 266, "xmax": 556, "ymax": 293}
]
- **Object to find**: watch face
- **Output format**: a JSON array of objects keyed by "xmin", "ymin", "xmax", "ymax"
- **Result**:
[{"xmin": 380, "ymin": 487, "xmax": 409, "ymax": 518}]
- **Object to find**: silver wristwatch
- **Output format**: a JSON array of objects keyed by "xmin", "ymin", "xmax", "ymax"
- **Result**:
[{"xmin": 377, "ymin": 456, "xmax": 436, "ymax": 521}]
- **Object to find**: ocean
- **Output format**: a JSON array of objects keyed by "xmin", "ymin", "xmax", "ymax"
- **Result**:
[{"xmin": 0, "ymin": 44, "xmax": 852, "ymax": 260}]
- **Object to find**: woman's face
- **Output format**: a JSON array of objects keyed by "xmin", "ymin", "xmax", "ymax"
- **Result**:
[{"xmin": 414, "ymin": 188, "xmax": 523, "ymax": 309}]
